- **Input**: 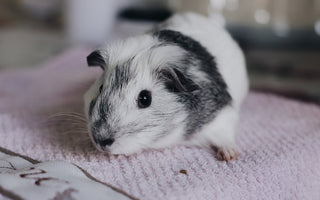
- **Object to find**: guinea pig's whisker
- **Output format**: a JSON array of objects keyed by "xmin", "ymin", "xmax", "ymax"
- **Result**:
[
  {"xmin": 46, "ymin": 112, "xmax": 89, "ymax": 134},
  {"xmin": 47, "ymin": 115, "xmax": 83, "ymax": 120},
  {"xmin": 45, "ymin": 120, "xmax": 87, "ymax": 130},
  {"xmin": 49, "ymin": 111, "xmax": 86, "ymax": 118},
  {"xmin": 62, "ymin": 127, "xmax": 88, "ymax": 131},
  {"xmin": 48, "ymin": 113, "xmax": 87, "ymax": 122},
  {"xmin": 60, "ymin": 130, "xmax": 88, "ymax": 135},
  {"xmin": 58, "ymin": 121, "xmax": 86, "ymax": 127},
  {"xmin": 40, "ymin": 112, "xmax": 95, "ymax": 150},
  {"xmin": 47, "ymin": 113, "xmax": 87, "ymax": 125},
  {"xmin": 46, "ymin": 118, "xmax": 83, "ymax": 124},
  {"xmin": 57, "ymin": 124, "xmax": 88, "ymax": 131}
]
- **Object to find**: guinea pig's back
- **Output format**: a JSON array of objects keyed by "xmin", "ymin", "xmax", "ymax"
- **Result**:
[{"xmin": 163, "ymin": 13, "xmax": 249, "ymax": 108}]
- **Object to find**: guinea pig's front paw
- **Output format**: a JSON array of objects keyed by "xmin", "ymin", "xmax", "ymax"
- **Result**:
[{"xmin": 212, "ymin": 146, "xmax": 239, "ymax": 162}]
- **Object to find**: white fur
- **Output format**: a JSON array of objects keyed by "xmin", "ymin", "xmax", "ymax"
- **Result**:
[{"xmin": 84, "ymin": 13, "xmax": 249, "ymax": 157}]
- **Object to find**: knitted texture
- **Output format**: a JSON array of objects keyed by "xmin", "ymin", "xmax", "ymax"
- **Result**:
[{"xmin": 0, "ymin": 48, "xmax": 320, "ymax": 200}]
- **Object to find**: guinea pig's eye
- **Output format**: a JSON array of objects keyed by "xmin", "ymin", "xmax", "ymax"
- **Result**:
[
  {"xmin": 138, "ymin": 90, "xmax": 152, "ymax": 108},
  {"xmin": 99, "ymin": 85, "xmax": 103, "ymax": 94}
]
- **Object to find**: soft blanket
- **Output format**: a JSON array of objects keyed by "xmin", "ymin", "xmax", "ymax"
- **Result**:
[{"xmin": 0, "ymin": 48, "xmax": 320, "ymax": 200}]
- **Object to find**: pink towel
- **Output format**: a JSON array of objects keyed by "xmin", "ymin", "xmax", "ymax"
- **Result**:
[{"xmin": 1, "ymin": 48, "xmax": 320, "ymax": 200}]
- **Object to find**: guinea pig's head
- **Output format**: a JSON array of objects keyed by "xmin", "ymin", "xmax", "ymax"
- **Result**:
[{"xmin": 84, "ymin": 33, "xmax": 203, "ymax": 155}]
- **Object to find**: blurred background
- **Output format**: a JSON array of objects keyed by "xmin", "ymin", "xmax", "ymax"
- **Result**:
[{"xmin": 0, "ymin": 0, "xmax": 319, "ymax": 104}]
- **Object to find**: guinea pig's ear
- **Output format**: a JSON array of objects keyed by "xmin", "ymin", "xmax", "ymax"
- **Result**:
[
  {"xmin": 87, "ymin": 50, "xmax": 106, "ymax": 70},
  {"xmin": 160, "ymin": 68, "xmax": 200, "ymax": 93}
]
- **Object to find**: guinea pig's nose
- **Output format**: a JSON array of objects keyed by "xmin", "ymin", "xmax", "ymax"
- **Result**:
[{"xmin": 99, "ymin": 138, "xmax": 115, "ymax": 147}]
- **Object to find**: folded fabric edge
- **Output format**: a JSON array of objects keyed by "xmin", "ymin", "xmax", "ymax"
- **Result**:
[{"xmin": 0, "ymin": 146, "xmax": 136, "ymax": 200}]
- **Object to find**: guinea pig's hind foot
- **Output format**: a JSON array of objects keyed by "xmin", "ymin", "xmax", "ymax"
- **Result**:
[{"xmin": 211, "ymin": 145, "xmax": 239, "ymax": 162}]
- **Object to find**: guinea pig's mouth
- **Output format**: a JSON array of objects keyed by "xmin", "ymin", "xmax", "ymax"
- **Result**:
[
  {"xmin": 92, "ymin": 140, "xmax": 112, "ymax": 153},
  {"xmin": 89, "ymin": 132, "xmax": 144, "ymax": 155},
  {"xmin": 88, "ymin": 132, "xmax": 115, "ymax": 153},
  {"xmin": 90, "ymin": 137, "xmax": 124, "ymax": 155}
]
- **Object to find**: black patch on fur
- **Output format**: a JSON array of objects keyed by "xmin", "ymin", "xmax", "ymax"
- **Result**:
[
  {"xmin": 88, "ymin": 60, "xmax": 132, "ymax": 136},
  {"xmin": 153, "ymin": 29, "xmax": 232, "ymax": 135},
  {"xmin": 90, "ymin": 97, "xmax": 114, "ymax": 137},
  {"xmin": 89, "ymin": 90, "xmax": 111, "ymax": 121},
  {"xmin": 91, "ymin": 119, "xmax": 104, "ymax": 134},
  {"xmin": 160, "ymin": 67, "xmax": 200, "ymax": 93},
  {"xmin": 88, "ymin": 61, "xmax": 132, "ymax": 138},
  {"xmin": 153, "ymin": 30, "xmax": 224, "ymax": 84},
  {"xmin": 98, "ymin": 99, "xmax": 107, "ymax": 120},
  {"xmin": 87, "ymin": 50, "xmax": 106, "ymax": 70},
  {"xmin": 88, "ymin": 99, "xmax": 96, "ymax": 117},
  {"xmin": 109, "ymin": 59, "xmax": 133, "ymax": 92}
]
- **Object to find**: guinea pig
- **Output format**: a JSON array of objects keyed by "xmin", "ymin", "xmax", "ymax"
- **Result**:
[{"xmin": 84, "ymin": 13, "xmax": 249, "ymax": 161}]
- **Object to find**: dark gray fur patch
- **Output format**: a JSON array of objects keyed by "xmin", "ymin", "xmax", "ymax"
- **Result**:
[
  {"xmin": 153, "ymin": 29, "xmax": 232, "ymax": 135},
  {"xmin": 91, "ymin": 119, "xmax": 104, "ymax": 135},
  {"xmin": 109, "ymin": 58, "xmax": 133, "ymax": 92},
  {"xmin": 98, "ymin": 98, "xmax": 107, "ymax": 119},
  {"xmin": 89, "ymin": 59, "xmax": 133, "ymax": 135},
  {"xmin": 90, "ymin": 100, "xmax": 115, "ymax": 138},
  {"xmin": 88, "ymin": 98, "xmax": 97, "ymax": 117},
  {"xmin": 160, "ymin": 67, "xmax": 200, "ymax": 93}
]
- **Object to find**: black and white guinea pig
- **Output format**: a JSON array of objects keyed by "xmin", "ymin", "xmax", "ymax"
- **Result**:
[{"xmin": 84, "ymin": 13, "xmax": 248, "ymax": 161}]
